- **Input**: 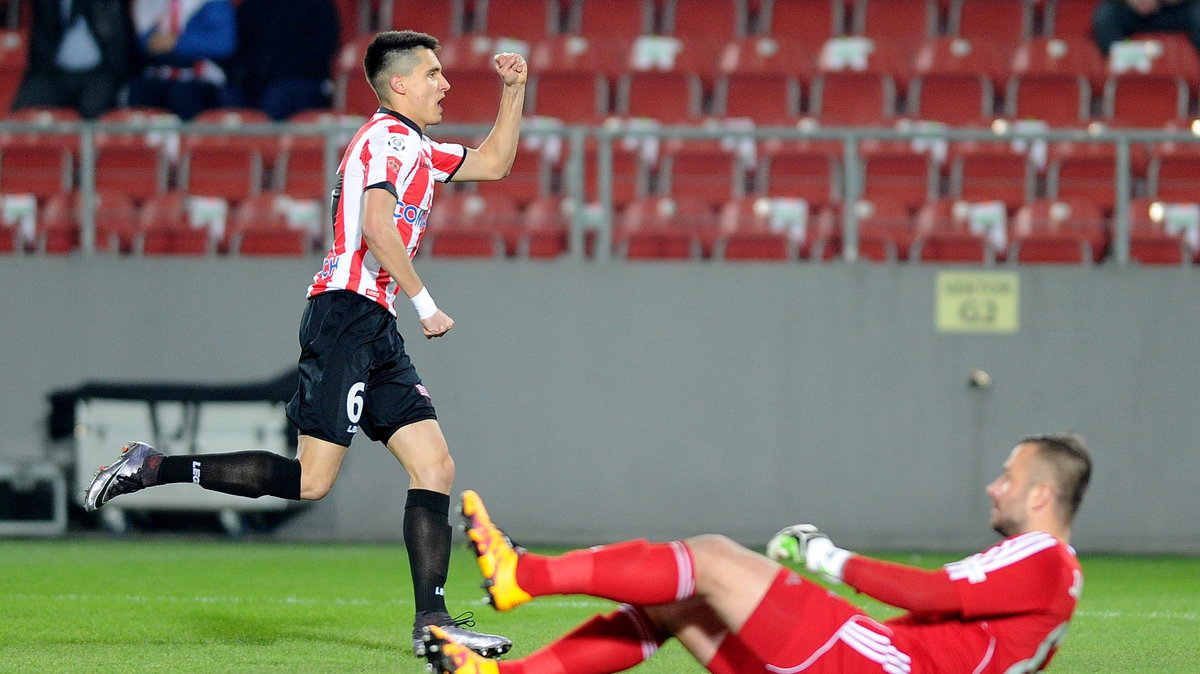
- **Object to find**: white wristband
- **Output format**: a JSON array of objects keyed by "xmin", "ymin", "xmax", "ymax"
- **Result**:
[
  {"xmin": 805, "ymin": 537, "xmax": 852, "ymax": 584},
  {"xmin": 410, "ymin": 286, "xmax": 438, "ymax": 319}
]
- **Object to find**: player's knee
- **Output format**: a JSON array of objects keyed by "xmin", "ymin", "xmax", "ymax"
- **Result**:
[
  {"xmin": 300, "ymin": 473, "xmax": 336, "ymax": 500},
  {"xmin": 685, "ymin": 534, "xmax": 748, "ymax": 586},
  {"xmin": 409, "ymin": 453, "xmax": 456, "ymax": 492}
]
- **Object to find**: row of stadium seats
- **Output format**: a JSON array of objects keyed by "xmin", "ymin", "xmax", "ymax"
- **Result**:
[
  {"xmin": 332, "ymin": 33, "xmax": 1200, "ymax": 129},
  {"xmin": 346, "ymin": 0, "xmax": 1107, "ymax": 50},
  {"xmin": 3, "ymin": 190, "xmax": 1196, "ymax": 266},
  {"xmin": 4, "ymin": 106, "xmax": 1199, "ymax": 214},
  {"xmin": 0, "ymin": 191, "xmax": 321, "ymax": 257},
  {"xmin": 0, "ymin": 0, "xmax": 1101, "ymax": 61},
  {"xmin": 0, "ymin": 107, "xmax": 342, "ymax": 204}
]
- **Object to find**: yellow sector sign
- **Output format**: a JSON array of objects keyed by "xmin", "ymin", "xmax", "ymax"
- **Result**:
[{"xmin": 935, "ymin": 271, "xmax": 1020, "ymax": 333}]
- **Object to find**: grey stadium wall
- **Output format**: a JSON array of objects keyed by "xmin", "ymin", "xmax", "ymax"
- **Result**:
[{"xmin": 1, "ymin": 257, "xmax": 1198, "ymax": 554}]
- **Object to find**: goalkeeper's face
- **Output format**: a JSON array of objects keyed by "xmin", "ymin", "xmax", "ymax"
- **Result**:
[{"xmin": 986, "ymin": 444, "xmax": 1038, "ymax": 537}]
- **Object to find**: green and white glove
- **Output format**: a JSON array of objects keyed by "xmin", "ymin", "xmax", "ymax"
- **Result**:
[{"xmin": 766, "ymin": 524, "xmax": 852, "ymax": 584}]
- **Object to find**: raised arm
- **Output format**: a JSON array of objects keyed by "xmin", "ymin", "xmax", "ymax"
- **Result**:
[
  {"xmin": 768, "ymin": 524, "xmax": 961, "ymax": 614},
  {"xmin": 450, "ymin": 52, "xmax": 528, "ymax": 182}
]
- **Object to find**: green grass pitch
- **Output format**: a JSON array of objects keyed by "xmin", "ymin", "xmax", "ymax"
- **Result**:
[{"xmin": 0, "ymin": 540, "xmax": 1196, "ymax": 672}]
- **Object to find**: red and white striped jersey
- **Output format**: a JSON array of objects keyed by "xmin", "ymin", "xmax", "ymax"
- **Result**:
[
  {"xmin": 886, "ymin": 531, "xmax": 1083, "ymax": 673},
  {"xmin": 307, "ymin": 108, "xmax": 466, "ymax": 316}
]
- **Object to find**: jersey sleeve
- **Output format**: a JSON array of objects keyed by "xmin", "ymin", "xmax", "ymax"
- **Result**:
[
  {"xmin": 428, "ymin": 138, "xmax": 467, "ymax": 182},
  {"xmin": 948, "ymin": 545, "xmax": 1067, "ymax": 619},
  {"xmin": 843, "ymin": 556, "xmax": 962, "ymax": 614},
  {"xmin": 363, "ymin": 125, "xmax": 422, "ymax": 199}
]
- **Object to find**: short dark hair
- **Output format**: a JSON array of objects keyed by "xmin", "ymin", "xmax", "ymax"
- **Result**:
[
  {"xmin": 1022, "ymin": 433, "xmax": 1092, "ymax": 522},
  {"xmin": 363, "ymin": 30, "xmax": 440, "ymax": 98}
]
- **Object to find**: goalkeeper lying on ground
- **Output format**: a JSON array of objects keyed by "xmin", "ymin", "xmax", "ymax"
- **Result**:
[{"xmin": 424, "ymin": 433, "xmax": 1092, "ymax": 674}]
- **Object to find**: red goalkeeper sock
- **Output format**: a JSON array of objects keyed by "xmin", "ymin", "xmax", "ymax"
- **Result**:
[
  {"xmin": 499, "ymin": 605, "xmax": 665, "ymax": 674},
  {"xmin": 515, "ymin": 539, "xmax": 695, "ymax": 605}
]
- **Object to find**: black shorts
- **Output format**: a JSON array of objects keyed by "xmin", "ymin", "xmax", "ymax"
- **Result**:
[{"xmin": 285, "ymin": 290, "xmax": 437, "ymax": 446}]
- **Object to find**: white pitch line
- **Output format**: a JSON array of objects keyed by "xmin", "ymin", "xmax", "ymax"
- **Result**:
[
  {"xmin": 1, "ymin": 593, "xmax": 614, "ymax": 610},
  {"xmin": 7, "ymin": 594, "xmax": 1195, "ymax": 621},
  {"xmin": 1075, "ymin": 610, "xmax": 1198, "ymax": 621}
]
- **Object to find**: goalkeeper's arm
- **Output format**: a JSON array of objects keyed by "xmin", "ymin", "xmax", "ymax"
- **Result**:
[{"xmin": 768, "ymin": 525, "xmax": 961, "ymax": 614}]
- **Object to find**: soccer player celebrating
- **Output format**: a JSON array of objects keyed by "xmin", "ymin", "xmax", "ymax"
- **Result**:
[
  {"xmin": 85, "ymin": 30, "xmax": 527, "ymax": 658},
  {"xmin": 425, "ymin": 434, "xmax": 1092, "ymax": 673}
]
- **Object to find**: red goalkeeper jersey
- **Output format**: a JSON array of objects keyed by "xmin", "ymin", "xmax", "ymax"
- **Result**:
[{"xmin": 846, "ymin": 531, "xmax": 1083, "ymax": 673}]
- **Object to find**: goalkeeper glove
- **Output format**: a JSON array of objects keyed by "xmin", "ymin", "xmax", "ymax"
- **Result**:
[{"xmin": 766, "ymin": 524, "xmax": 852, "ymax": 584}]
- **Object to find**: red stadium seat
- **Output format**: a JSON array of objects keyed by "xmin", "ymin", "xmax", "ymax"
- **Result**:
[
  {"xmin": 1103, "ymin": 74, "xmax": 1188, "ymax": 128},
  {"xmin": 719, "ymin": 36, "xmax": 815, "ymax": 84},
  {"xmin": 386, "ymin": 0, "xmax": 464, "ymax": 38},
  {"xmin": 907, "ymin": 73, "xmax": 994, "ymax": 127},
  {"xmin": 616, "ymin": 196, "xmax": 713, "ymax": 259},
  {"xmin": 472, "ymin": 0, "xmax": 560, "ymax": 43},
  {"xmin": 1, "ymin": 107, "xmax": 82, "ymax": 153},
  {"xmin": 0, "ymin": 140, "xmax": 72, "ymax": 199},
  {"xmin": 225, "ymin": 193, "xmax": 315, "ymax": 256},
  {"xmin": 529, "ymin": 71, "xmax": 609, "ymax": 122},
  {"xmin": 949, "ymin": 0, "xmax": 1032, "ymax": 53},
  {"xmin": 1044, "ymin": 0, "xmax": 1102, "ymax": 39},
  {"xmin": 34, "ymin": 192, "xmax": 78, "ymax": 254},
  {"xmin": 754, "ymin": 149, "xmax": 840, "ymax": 206},
  {"xmin": 755, "ymin": 0, "xmax": 843, "ymax": 42},
  {"xmin": 336, "ymin": 33, "xmax": 382, "ymax": 115},
  {"xmin": 438, "ymin": 36, "xmax": 509, "ymax": 73},
  {"xmin": 861, "ymin": 149, "xmax": 937, "ymax": 210},
  {"xmin": 851, "ymin": 197, "xmax": 917, "ymax": 261},
  {"xmin": 0, "ymin": 30, "xmax": 27, "ymax": 114},
  {"xmin": 810, "ymin": 72, "xmax": 897, "ymax": 126},
  {"xmin": 1011, "ymin": 198, "xmax": 1108, "ymax": 262},
  {"xmin": 1105, "ymin": 33, "xmax": 1200, "ymax": 92},
  {"xmin": 664, "ymin": 0, "xmax": 748, "ymax": 46},
  {"xmin": 94, "ymin": 107, "xmax": 177, "ymax": 203},
  {"xmin": 913, "ymin": 198, "xmax": 1000, "ymax": 263},
  {"xmin": 1010, "ymin": 36, "xmax": 1106, "ymax": 93},
  {"xmin": 714, "ymin": 72, "xmax": 802, "ymax": 125},
  {"xmin": 851, "ymin": 0, "xmax": 936, "ymax": 54},
  {"xmin": 614, "ymin": 71, "xmax": 704, "ymax": 123},
  {"xmin": 914, "ymin": 36, "xmax": 1007, "ymax": 92},
  {"xmin": 715, "ymin": 196, "xmax": 834, "ymax": 260},
  {"xmin": 657, "ymin": 146, "xmax": 746, "ymax": 208},
  {"xmin": 1126, "ymin": 198, "xmax": 1198, "ymax": 265},
  {"xmin": 138, "ymin": 192, "xmax": 215, "ymax": 255},
  {"xmin": 439, "ymin": 69, "xmax": 512, "ymax": 124},
  {"xmin": 518, "ymin": 195, "xmax": 572, "ymax": 258},
  {"xmin": 949, "ymin": 148, "xmax": 1032, "ymax": 210},
  {"xmin": 470, "ymin": 146, "xmax": 550, "ymax": 207},
  {"xmin": 1006, "ymin": 73, "xmax": 1091, "ymax": 127},
  {"xmin": 530, "ymin": 34, "xmax": 626, "ymax": 79},
  {"xmin": 568, "ymin": 0, "xmax": 654, "ymax": 40},
  {"xmin": 1045, "ymin": 145, "xmax": 1130, "ymax": 212},
  {"xmin": 818, "ymin": 35, "xmax": 911, "ymax": 87},
  {"xmin": 1148, "ymin": 152, "xmax": 1200, "ymax": 202},
  {"xmin": 582, "ymin": 144, "xmax": 650, "ymax": 207},
  {"xmin": 427, "ymin": 192, "xmax": 521, "ymax": 257},
  {"xmin": 179, "ymin": 142, "xmax": 263, "ymax": 203}
]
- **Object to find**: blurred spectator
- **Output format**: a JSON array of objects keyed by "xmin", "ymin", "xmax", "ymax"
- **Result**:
[
  {"xmin": 221, "ymin": 0, "xmax": 339, "ymax": 120},
  {"xmin": 128, "ymin": 0, "xmax": 237, "ymax": 119},
  {"xmin": 1092, "ymin": 0, "xmax": 1200, "ymax": 55},
  {"xmin": 12, "ymin": 0, "xmax": 136, "ymax": 119}
]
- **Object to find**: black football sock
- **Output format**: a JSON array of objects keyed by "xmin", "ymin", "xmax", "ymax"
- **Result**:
[
  {"xmin": 156, "ymin": 452, "xmax": 302, "ymax": 500},
  {"xmin": 404, "ymin": 488, "xmax": 452, "ymax": 618}
]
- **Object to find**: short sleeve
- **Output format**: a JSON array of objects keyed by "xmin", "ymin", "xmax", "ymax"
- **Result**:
[{"xmin": 428, "ymin": 139, "xmax": 467, "ymax": 182}]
